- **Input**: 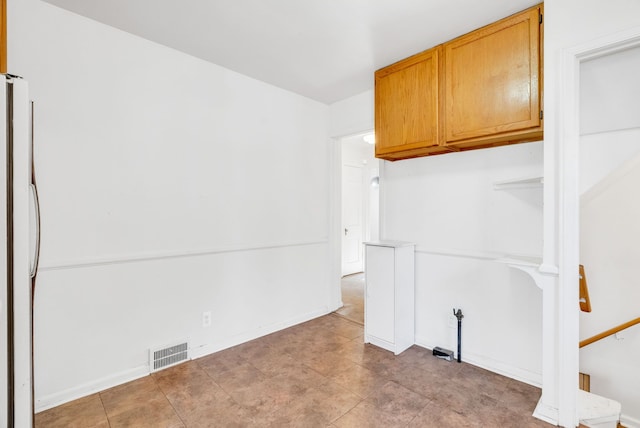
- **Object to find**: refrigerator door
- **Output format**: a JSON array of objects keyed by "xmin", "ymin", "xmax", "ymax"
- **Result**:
[{"xmin": 2, "ymin": 74, "xmax": 34, "ymax": 427}]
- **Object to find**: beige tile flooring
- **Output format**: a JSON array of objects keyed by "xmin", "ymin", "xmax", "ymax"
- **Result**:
[
  {"xmin": 334, "ymin": 273, "xmax": 365, "ymax": 325},
  {"xmin": 36, "ymin": 276, "xmax": 551, "ymax": 427}
]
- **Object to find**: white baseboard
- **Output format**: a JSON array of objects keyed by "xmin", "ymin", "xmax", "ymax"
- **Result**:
[
  {"xmin": 191, "ymin": 307, "xmax": 330, "ymax": 359},
  {"xmin": 621, "ymin": 414, "xmax": 640, "ymax": 428},
  {"xmin": 35, "ymin": 366, "xmax": 149, "ymax": 413},
  {"xmin": 414, "ymin": 335, "xmax": 542, "ymax": 387},
  {"xmin": 36, "ymin": 307, "xmax": 332, "ymax": 413},
  {"xmin": 533, "ymin": 398, "xmax": 559, "ymax": 426}
]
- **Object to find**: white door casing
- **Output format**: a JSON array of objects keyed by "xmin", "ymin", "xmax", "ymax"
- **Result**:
[
  {"xmin": 342, "ymin": 164, "xmax": 364, "ymax": 276},
  {"xmin": 555, "ymin": 26, "xmax": 640, "ymax": 427}
]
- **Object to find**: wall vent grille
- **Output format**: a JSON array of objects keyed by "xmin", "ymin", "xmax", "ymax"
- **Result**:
[{"xmin": 149, "ymin": 342, "xmax": 189, "ymax": 372}]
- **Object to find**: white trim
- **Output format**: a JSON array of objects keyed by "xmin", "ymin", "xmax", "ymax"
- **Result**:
[
  {"xmin": 38, "ymin": 239, "xmax": 329, "ymax": 271},
  {"xmin": 557, "ymin": 39, "xmax": 586, "ymax": 428},
  {"xmin": 35, "ymin": 307, "xmax": 332, "ymax": 413},
  {"xmin": 621, "ymin": 414, "xmax": 640, "ymax": 428},
  {"xmin": 329, "ymin": 130, "xmax": 377, "ymax": 315},
  {"xmin": 414, "ymin": 337, "xmax": 542, "ymax": 387},
  {"xmin": 534, "ymin": 400, "xmax": 560, "ymax": 426},
  {"xmin": 35, "ymin": 366, "xmax": 149, "ymax": 413},
  {"xmin": 493, "ymin": 176, "xmax": 544, "ymax": 190},
  {"xmin": 557, "ymin": 25, "xmax": 640, "ymax": 428},
  {"xmin": 415, "ymin": 246, "xmax": 548, "ymax": 265},
  {"xmin": 416, "ymin": 247, "xmax": 505, "ymax": 260},
  {"xmin": 191, "ymin": 307, "xmax": 331, "ymax": 360},
  {"xmin": 378, "ymin": 159, "xmax": 388, "ymax": 240},
  {"xmin": 329, "ymin": 137, "xmax": 344, "ymax": 311}
]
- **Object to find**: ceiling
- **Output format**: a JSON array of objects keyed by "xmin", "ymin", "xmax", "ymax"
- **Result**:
[{"xmin": 43, "ymin": 0, "xmax": 539, "ymax": 104}]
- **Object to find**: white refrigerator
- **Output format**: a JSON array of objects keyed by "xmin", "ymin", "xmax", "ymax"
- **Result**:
[{"xmin": 1, "ymin": 74, "xmax": 38, "ymax": 427}]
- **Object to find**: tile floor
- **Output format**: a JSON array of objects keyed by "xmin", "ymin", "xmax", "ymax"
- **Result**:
[
  {"xmin": 35, "ymin": 275, "xmax": 552, "ymax": 427},
  {"xmin": 333, "ymin": 273, "xmax": 365, "ymax": 325}
]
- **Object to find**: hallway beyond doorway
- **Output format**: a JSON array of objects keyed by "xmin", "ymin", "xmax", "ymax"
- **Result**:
[{"xmin": 334, "ymin": 273, "xmax": 364, "ymax": 325}]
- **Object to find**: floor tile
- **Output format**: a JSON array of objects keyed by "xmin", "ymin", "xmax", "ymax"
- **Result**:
[
  {"xmin": 100, "ymin": 376, "xmax": 164, "ymax": 415},
  {"xmin": 195, "ymin": 348, "xmax": 249, "ymax": 379},
  {"xmin": 333, "ymin": 400, "xmax": 414, "ymax": 428},
  {"xmin": 166, "ymin": 382, "xmax": 255, "ymax": 428},
  {"xmin": 408, "ymin": 401, "xmax": 479, "ymax": 427},
  {"xmin": 105, "ymin": 394, "xmax": 184, "ymax": 428},
  {"xmin": 35, "ymin": 394, "xmax": 108, "ymax": 428},
  {"xmin": 263, "ymin": 381, "xmax": 360, "ymax": 427},
  {"xmin": 153, "ymin": 361, "xmax": 212, "ymax": 394},
  {"xmin": 327, "ymin": 360, "xmax": 388, "ymax": 398},
  {"xmin": 334, "ymin": 273, "xmax": 364, "ymax": 325},
  {"xmin": 36, "ymin": 308, "xmax": 553, "ymax": 428},
  {"xmin": 210, "ymin": 363, "xmax": 266, "ymax": 392},
  {"xmin": 224, "ymin": 375, "xmax": 306, "ymax": 419},
  {"xmin": 451, "ymin": 362, "xmax": 512, "ymax": 400},
  {"xmin": 304, "ymin": 349, "xmax": 362, "ymax": 377},
  {"xmin": 365, "ymin": 381, "xmax": 430, "ymax": 419}
]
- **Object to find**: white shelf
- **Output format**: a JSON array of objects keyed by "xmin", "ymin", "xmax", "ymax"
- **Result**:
[
  {"xmin": 415, "ymin": 247, "xmax": 502, "ymax": 260},
  {"xmin": 364, "ymin": 240, "xmax": 416, "ymax": 248},
  {"xmin": 493, "ymin": 176, "xmax": 544, "ymax": 190},
  {"xmin": 495, "ymin": 255, "xmax": 543, "ymax": 268},
  {"xmin": 417, "ymin": 247, "xmax": 556, "ymax": 270}
]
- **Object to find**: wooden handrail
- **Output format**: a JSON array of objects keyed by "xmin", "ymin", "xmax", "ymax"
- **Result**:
[
  {"xmin": 579, "ymin": 265, "xmax": 592, "ymax": 312},
  {"xmin": 580, "ymin": 317, "xmax": 640, "ymax": 348}
]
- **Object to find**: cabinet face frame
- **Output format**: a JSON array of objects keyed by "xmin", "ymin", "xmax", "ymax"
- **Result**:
[{"xmin": 443, "ymin": 5, "xmax": 543, "ymax": 146}]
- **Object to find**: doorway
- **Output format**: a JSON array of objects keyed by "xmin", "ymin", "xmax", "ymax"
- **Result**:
[
  {"xmin": 577, "ymin": 45, "xmax": 640, "ymax": 422},
  {"xmin": 336, "ymin": 132, "xmax": 378, "ymax": 324},
  {"xmin": 555, "ymin": 26, "xmax": 640, "ymax": 426}
]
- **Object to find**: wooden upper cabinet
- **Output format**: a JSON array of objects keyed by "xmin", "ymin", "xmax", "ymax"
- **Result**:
[
  {"xmin": 374, "ymin": 4, "xmax": 543, "ymax": 161},
  {"xmin": 375, "ymin": 46, "xmax": 448, "ymax": 161},
  {"xmin": 443, "ymin": 5, "xmax": 542, "ymax": 148}
]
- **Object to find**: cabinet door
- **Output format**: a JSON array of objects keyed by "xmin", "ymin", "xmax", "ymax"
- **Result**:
[
  {"xmin": 365, "ymin": 246, "xmax": 395, "ymax": 344},
  {"xmin": 444, "ymin": 7, "xmax": 541, "ymax": 144},
  {"xmin": 375, "ymin": 47, "xmax": 441, "ymax": 160}
]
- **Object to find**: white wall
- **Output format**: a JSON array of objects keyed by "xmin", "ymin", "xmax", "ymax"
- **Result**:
[
  {"xmin": 580, "ymin": 157, "xmax": 640, "ymax": 426},
  {"xmin": 329, "ymin": 90, "xmax": 374, "ymax": 139},
  {"xmin": 579, "ymin": 45, "xmax": 640, "ymax": 195},
  {"xmin": 10, "ymin": 0, "xmax": 333, "ymax": 410},
  {"xmin": 382, "ymin": 142, "xmax": 545, "ymax": 384},
  {"xmin": 579, "ymin": 47, "xmax": 640, "ymax": 426},
  {"xmin": 329, "ymin": 84, "xmax": 546, "ymax": 386}
]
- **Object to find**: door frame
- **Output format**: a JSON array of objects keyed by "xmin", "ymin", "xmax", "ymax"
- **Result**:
[
  {"xmin": 556, "ymin": 25, "xmax": 640, "ymax": 427},
  {"xmin": 328, "ymin": 131, "xmax": 380, "ymax": 312},
  {"xmin": 341, "ymin": 162, "xmax": 365, "ymax": 276}
]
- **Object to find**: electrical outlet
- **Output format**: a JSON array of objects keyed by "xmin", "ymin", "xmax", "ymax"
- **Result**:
[
  {"xmin": 202, "ymin": 311, "xmax": 212, "ymax": 327},
  {"xmin": 448, "ymin": 315, "xmax": 457, "ymax": 328}
]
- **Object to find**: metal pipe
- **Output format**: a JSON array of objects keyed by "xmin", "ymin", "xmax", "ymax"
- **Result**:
[{"xmin": 454, "ymin": 308, "xmax": 464, "ymax": 363}]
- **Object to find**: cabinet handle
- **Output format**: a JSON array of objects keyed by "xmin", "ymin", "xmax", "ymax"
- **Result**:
[{"xmin": 344, "ymin": 228, "xmax": 348, "ymax": 236}]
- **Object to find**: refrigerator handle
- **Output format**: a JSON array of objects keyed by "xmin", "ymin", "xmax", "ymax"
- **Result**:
[
  {"xmin": 29, "ymin": 100, "xmax": 41, "ymax": 279},
  {"xmin": 29, "ymin": 184, "xmax": 41, "ymax": 278}
]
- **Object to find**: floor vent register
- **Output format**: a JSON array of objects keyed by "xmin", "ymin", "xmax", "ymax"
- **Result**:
[{"xmin": 149, "ymin": 342, "xmax": 189, "ymax": 372}]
